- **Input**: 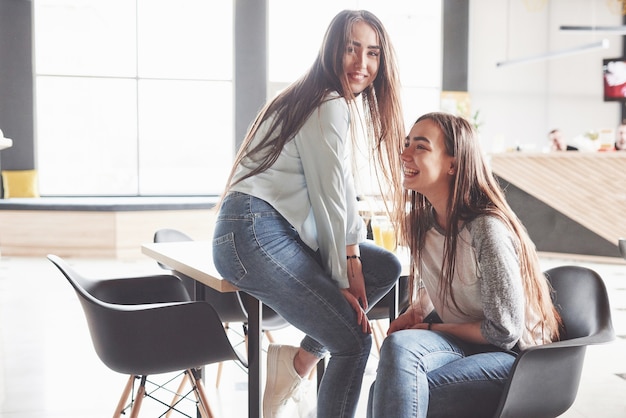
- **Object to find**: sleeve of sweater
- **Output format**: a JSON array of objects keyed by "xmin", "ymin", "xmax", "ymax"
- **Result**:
[
  {"xmin": 471, "ymin": 216, "xmax": 525, "ymax": 350},
  {"xmin": 295, "ymin": 96, "xmax": 359, "ymax": 288}
]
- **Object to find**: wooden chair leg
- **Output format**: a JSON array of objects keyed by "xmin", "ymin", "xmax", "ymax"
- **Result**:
[
  {"xmin": 129, "ymin": 376, "xmax": 147, "ymax": 418},
  {"xmin": 165, "ymin": 372, "xmax": 191, "ymax": 418},
  {"xmin": 113, "ymin": 375, "xmax": 136, "ymax": 417},
  {"xmin": 215, "ymin": 361, "xmax": 224, "ymax": 388},
  {"xmin": 371, "ymin": 320, "xmax": 386, "ymax": 355},
  {"xmin": 190, "ymin": 369, "xmax": 215, "ymax": 418},
  {"xmin": 214, "ymin": 322, "xmax": 232, "ymax": 388}
]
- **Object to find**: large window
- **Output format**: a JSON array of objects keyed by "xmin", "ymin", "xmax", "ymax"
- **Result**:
[
  {"xmin": 34, "ymin": 0, "xmax": 441, "ymax": 196},
  {"xmin": 34, "ymin": 0, "xmax": 233, "ymax": 195},
  {"xmin": 268, "ymin": 0, "xmax": 442, "ymax": 127}
]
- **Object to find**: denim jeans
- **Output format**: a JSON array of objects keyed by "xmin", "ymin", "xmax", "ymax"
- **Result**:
[
  {"xmin": 367, "ymin": 329, "xmax": 516, "ymax": 418},
  {"xmin": 212, "ymin": 192, "xmax": 401, "ymax": 418}
]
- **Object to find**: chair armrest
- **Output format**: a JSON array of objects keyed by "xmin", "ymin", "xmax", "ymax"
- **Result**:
[
  {"xmin": 522, "ymin": 327, "xmax": 615, "ymax": 352},
  {"xmin": 87, "ymin": 299, "xmax": 247, "ymax": 375},
  {"xmin": 494, "ymin": 330, "xmax": 615, "ymax": 418}
]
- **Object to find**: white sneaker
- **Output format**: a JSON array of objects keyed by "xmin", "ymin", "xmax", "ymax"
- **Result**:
[
  {"xmin": 294, "ymin": 379, "xmax": 316, "ymax": 418},
  {"xmin": 263, "ymin": 344, "xmax": 304, "ymax": 418}
]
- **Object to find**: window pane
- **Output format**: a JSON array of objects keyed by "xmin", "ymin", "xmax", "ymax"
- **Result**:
[
  {"xmin": 268, "ymin": 0, "xmax": 442, "ymax": 86},
  {"xmin": 360, "ymin": 0, "xmax": 442, "ymax": 87},
  {"xmin": 137, "ymin": 0, "xmax": 233, "ymax": 80},
  {"xmin": 402, "ymin": 87, "xmax": 442, "ymax": 127},
  {"xmin": 36, "ymin": 76, "xmax": 138, "ymax": 195},
  {"xmin": 34, "ymin": 0, "xmax": 136, "ymax": 76},
  {"xmin": 137, "ymin": 80, "xmax": 233, "ymax": 195}
]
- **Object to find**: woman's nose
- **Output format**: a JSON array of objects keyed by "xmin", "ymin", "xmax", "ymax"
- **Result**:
[{"xmin": 355, "ymin": 52, "xmax": 366, "ymax": 68}]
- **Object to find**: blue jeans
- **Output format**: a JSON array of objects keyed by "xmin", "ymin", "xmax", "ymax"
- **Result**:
[
  {"xmin": 212, "ymin": 192, "xmax": 401, "ymax": 418},
  {"xmin": 367, "ymin": 329, "xmax": 516, "ymax": 418}
]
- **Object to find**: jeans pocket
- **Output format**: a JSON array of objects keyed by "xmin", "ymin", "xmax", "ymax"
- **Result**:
[{"xmin": 212, "ymin": 232, "xmax": 248, "ymax": 284}]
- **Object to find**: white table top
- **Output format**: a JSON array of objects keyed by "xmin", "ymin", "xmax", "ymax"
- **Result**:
[
  {"xmin": 143, "ymin": 240, "xmax": 411, "ymax": 294},
  {"xmin": 141, "ymin": 241, "xmax": 238, "ymax": 292},
  {"xmin": 0, "ymin": 137, "xmax": 12, "ymax": 151}
]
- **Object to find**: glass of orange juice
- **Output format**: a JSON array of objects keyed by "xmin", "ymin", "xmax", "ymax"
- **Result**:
[{"xmin": 371, "ymin": 215, "xmax": 395, "ymax": 251}]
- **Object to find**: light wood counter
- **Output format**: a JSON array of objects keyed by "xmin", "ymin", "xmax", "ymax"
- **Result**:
[{"xmin": 490, "ymin": 153, "xmax": 626, "ymax": 251}]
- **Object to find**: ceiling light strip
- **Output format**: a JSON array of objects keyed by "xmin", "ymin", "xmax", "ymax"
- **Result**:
[{"xmin": 496, "ymin": 39, "xmax": 609, "ymax": 67}]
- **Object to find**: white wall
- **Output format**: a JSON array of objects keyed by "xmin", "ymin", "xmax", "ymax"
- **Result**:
[{"xmin": 469, "ymin": 0, "xmax": 623, "ymax": 152}]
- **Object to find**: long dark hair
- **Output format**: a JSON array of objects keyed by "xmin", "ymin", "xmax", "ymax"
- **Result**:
[{"xmin": 222, "ymin": 10, "xmax": 404, "ymax": 204}]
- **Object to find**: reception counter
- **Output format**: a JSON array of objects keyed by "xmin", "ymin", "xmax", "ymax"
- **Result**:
[{"xmin": 490, "ymin": 152, "xmax": 626, "ymax": 259}]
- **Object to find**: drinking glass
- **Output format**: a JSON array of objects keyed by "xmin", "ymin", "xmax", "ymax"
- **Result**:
[{"xmin": 371, "ymin": 215, "xmax": 395, "ymax": 251}]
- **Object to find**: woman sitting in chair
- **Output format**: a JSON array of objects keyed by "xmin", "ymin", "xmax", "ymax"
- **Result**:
[{"xmin": 367, "ymin": 112, "xmax": 562, "ymax": 418}]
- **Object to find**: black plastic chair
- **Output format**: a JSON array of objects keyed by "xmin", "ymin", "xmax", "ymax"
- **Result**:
[
  {"xmin": 153, "ymin": 228, "xmax": 290, "ymax": 386},
  {"xmin": 47, "ymin": 254, "xmax": 247, "ymax": 418},
  {"xmin": 493, "ymin": 265, "xmax": 615, "ymax": 418},
  {"xmin": 368, "ymin": 275, "xmax": 410, "ymax": 354}
]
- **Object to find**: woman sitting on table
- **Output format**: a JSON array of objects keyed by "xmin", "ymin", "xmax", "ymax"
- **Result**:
[
  {"xmin": 212, "ymin": 9, "xmax": 404, "ymax": 418},
  {"xmin": 367, "ymin": 112, "xmax": 562, "ymax": 418}
]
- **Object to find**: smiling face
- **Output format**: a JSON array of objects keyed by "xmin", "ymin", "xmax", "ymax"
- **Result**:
[
  {"xmin": 342, "ymin": 21, "xmax": 380, "ymax": 95},
  {"xmin": 401, "ymin": 119, "xmax": 456, "ymax": 205}
]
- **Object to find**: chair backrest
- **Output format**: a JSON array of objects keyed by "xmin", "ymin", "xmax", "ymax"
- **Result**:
[
  {"xmin": 153, "ymin": 228, "xmax": 194, "ymax": 270},
  {"xmin": 153, "ymin": 228, "xmax": 290, "ymax": 331},
  {"xmin": 48, "ymin": 254, "xmax": 247, "ymax": 375},
  {"xmin": 494, "ymin": 265, "xmax": 614, "ymax": 418},
  {"xmin": 153, "ymin": 228, "xmax": 249, "ymax": 323},
  {"xmin": 546, "ymin": 265, "xmax": 614, "ymax": 343},
  {"xmin": 368, "ymin": 275, "xmax": 410, "ymax": 321}
]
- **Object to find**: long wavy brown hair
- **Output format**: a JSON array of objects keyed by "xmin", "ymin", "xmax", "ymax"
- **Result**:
[
  {"xmin": 221, "ymin": 10, "xmax": 404, "ymax": 205},
  {"xmin": 400, "ymin": 112, "xmax": 561, "ymax": 343}
]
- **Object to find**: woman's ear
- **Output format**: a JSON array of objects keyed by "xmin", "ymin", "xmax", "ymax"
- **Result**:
[{"xmin": 447, "ymin": 161, "xmax": 456, "ymax": 175}]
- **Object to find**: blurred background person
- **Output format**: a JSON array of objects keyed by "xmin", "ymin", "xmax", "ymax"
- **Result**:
[
  {"xmin": 548, "ymin": 128, "xmax": 577, "ymax": 151},
  {"xmin": 614, "ymin": 123, "xmax": 626, "ymax": 151}
]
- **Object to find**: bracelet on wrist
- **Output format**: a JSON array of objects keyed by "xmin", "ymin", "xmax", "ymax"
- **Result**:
[{"xmin": 347, "ymin": 255, "xmax": 361, "ymax": 260}]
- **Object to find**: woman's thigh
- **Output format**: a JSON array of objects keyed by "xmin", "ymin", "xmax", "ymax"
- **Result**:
[
  {"xmin": 213, "ymin": 193, "xmax": 369, "ymax": 356},
  {"xmin": 377, "ymin": 330, "xmax": 468, "ymax": 377},
  {"xmin": 427, "ymin": 351, "xmax": 515, "ymax": 418}
]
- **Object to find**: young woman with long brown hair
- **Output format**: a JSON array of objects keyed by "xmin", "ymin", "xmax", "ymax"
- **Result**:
[
  {"xmin": 368, "ymin": 112, "xmax": 561, "ymax": 418},
  {"xmin": 212, "ymin": 10, "xmax": 405, "ymax": 418}
]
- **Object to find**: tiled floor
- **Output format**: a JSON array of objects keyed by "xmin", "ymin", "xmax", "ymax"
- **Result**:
[{"xmin": 0, "ymin": 254, "xmax": 625, "ymax": 417}]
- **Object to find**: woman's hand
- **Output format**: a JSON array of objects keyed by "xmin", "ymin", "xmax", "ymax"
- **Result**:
[
  {"xmin": 388, "ymin": 307, "xmax": 423, "ymax": 334},
  {"xmin": 341, "ymin": 288, "xmax": 371, "ymax": 334},
  {"xmin": 346, "ymin": 254, "xmax": 368, "ymax": 310}
]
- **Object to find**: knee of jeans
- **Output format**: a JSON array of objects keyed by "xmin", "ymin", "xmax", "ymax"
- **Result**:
[
  {"xmin": 379, "ymin": 330, "xmax": 412, "ymax": 364},
  {"xmin": 326, "ymin": 325, "xmax": 372, "ymax": 357},
  {"xmin": 389, "ymin": 253, "xmax": 402, "ymax": 277},
  {"xmin": 377, "ymin": 251, "xmax": 402, "ymax": 281}
]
